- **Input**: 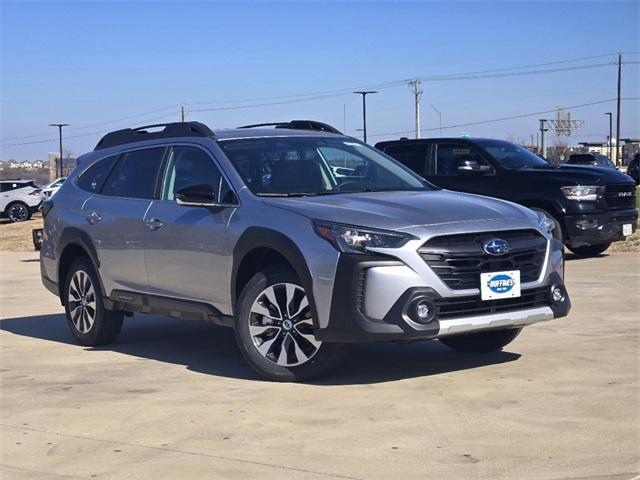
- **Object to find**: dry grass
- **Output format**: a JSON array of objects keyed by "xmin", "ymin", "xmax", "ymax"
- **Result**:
[{"xmin": 0, "ymin": 213, "xmax": 43, "ymax": 252}]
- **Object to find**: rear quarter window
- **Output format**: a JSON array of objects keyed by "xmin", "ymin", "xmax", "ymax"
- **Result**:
[{"xmin": 76, "ymin": 155, "xmax": 119, "ymax": 193}]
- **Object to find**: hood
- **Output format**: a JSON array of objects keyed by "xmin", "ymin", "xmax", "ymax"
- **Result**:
[
  {"xmin": 264, "ymin": 190, "xmax": 537, "ymax": 232},
  {"xmin": 514, "ymin": 164, "xmax": 633, "ymax": 185}
]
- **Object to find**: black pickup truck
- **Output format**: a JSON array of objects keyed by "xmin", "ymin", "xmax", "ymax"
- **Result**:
[{"xmin": 376, "ymin": 138, "xmax": 638, "ymax": 257}]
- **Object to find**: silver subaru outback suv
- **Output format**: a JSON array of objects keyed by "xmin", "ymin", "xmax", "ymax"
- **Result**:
[{"xmin": 40, "ymin": 121, "xmax": 570, "ymax": 381}]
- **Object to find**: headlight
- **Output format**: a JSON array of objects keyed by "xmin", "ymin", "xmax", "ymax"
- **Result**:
[
  {"xmin": 561, "ymin": 185, "xmax": 599, "ymax": 201},
  {"xmin": 313, "ymin": 221, "xmax": 415, "ymax": 254},
  {"xmin": 536, "ymin": 211, "xmax": 555, "ymax": 234}
]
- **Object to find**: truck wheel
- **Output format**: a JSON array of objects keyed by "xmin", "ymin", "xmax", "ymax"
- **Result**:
[
  {"xmin": 439, "ymin": 328, "xmax": 522, "ymax": 353},
  {"xmin": 64, "ymin": 257, "xmax": 123, "ymax": 346},
  {"xmin": 234, "ymin": 266, "xmax": 346, "ymax": 382},
  {"xmin": 6, "ymin": 202, "xmax": 31, "ymax": 223},
  {"xmin": 567, "ymin": 243, "xmax": 611, "ymax": 257},
  {"xmin": 530, "ymin": 208, "xmax": 562, "ymax": 243}
]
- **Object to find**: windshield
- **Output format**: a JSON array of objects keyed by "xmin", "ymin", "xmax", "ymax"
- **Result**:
[
  {"xmin": 475, "ymin": 139, "xmax": 549, "ymax": 170},
  {"xmin": 218, "ymin": 136, "xmax": 433, "ymax": 196}
]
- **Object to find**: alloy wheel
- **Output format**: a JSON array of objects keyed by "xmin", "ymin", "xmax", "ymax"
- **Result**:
[
  {"xmin": 68, "ymin": 270, "xmax": 97, "ymax": 334},
  {"xmin": 8, "ymin": 204, "xmax": 28, "ymax": 222},
  {"xmin": 249, "ymin": 283, "xmax": 320, "ymax": 366}
]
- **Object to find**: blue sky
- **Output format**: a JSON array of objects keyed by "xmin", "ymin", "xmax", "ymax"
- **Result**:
[{"xmin": 1, "ymin": 0, "xmax": 639, "ymax": 160}]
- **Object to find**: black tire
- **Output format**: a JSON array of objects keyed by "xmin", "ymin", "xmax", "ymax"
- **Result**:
[
  {"xmin": 530, "ymin": 208, "xmax": 563, "ymax": 243},
  {"xmin": 63, "ymin": 257, "xmax": 123, "ymax": 346},
  {"xmin": 439, "ymin": 328, "xmax": 522, "ymax": 353},
  {"xmin": 6, "ymin": 202, "xmax": 31, "ymax": 223},
  {"xmin": 567, "ymin": 243, "xmax": 612, "ymax": 257},
  {"xmin": 234, "ymin": 266, "xmax": 346, "ymax": 382}
]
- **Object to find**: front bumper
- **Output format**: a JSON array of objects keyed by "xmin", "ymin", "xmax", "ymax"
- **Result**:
[
  {"xmin": 314, "ymin": 253, "xmax": 570, "ymax": 343},
  {"xmin": 564, "ymin": 208, "xmax": 637, "ymax": 247}
]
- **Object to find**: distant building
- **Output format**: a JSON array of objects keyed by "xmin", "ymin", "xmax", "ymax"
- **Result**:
[
  {"xmin": 578, "ymin": 141, "xmax": 623, "ymax": 164},
  {"xmin": 33, "ymin": 160, "xmax": 45, "ymax": 169},
  {"xmin": 622, "ymin": 139, "xmax": 640, "ymax": 164},
  {"xmin": 9, "ymin": 160, "xmax": 20, "ymax": 169}
]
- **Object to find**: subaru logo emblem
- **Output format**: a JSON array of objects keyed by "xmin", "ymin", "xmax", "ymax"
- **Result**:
[{"xmin": 483, "ymin": 238, "xmax": 511, "ymax": 256}]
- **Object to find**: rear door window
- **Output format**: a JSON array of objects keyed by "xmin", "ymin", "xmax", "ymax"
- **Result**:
[
  {"xmin": 101, "ymin": 148, "xmax": 165, "ymax": 199},
  {"xmin": 77, "ymin": 155, "xmax": 119, "ymax": 193},
  {"xmin": 383, "ymin": 144, "xmax": 429, "ymax": 176}
]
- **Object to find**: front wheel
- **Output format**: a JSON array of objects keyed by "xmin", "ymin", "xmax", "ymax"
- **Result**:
[
  {"xmin": 567, "ymin": 243, "xmax": 611, "ymax": 257},
  {"xmin": 439, "ymin": 328, "xmax": 522, "ymax": 353},
  {"xmin": 6, "ymin": 202, "xmax": 31, "ymax": 222},
  {"xmin": 64, "ymin": 257, "xmax": 123, "ymax": 346},
  {"xmin": 234, "ymin": 266, "xmax": 346, "ymax": 382}
]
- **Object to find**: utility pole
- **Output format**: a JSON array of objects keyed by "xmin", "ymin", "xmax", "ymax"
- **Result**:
[
  {"xmin": 353, "ymin": 91, "xmax": 377, "ymax": 143},
  {"xmin": 408, "ymin": 80, "xmax": 423, "ymax": 139},
  {"xmin": 431, "ymin": 104, "xmax": 442, "ymax": 137},
  {"xmin": 615, "ymin": 54, "xmax": 622, "ymax": 166},
  {"xmin": 49, "ymin": 123, "xmax": 69, "ymax": 178},
  {"xmin": 181, "ymin": 105, "xmax": 186, "ymax": 122},
  {"xmin": 343, "ymin": 104, "xmax": 346, "ymax": 134},
  {"xmin": 539, "ymin": 119, "xmax": 549, "ymax": 159},
  {"xmin": 605, "ymin": 112, "xmax": 613, "ymax": 159}
]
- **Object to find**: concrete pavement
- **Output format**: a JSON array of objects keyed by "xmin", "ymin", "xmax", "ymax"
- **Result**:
[{"xmin": 1, "ymin": 251, "xmax": 638, "ymax": 479}]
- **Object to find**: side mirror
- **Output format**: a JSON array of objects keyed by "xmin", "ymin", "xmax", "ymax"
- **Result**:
[
  {"xmin": 457, "ymin": 161, "xmax": 493, "ymax": 175},
  {"xmin": 176, "ymin": 184, "xmax": 218, "ymax": 207}
]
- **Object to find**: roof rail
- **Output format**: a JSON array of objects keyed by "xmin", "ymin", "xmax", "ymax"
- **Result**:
[
  {"xmin": 94, "ymin": 122, "xmax": 215, "ymax": 150},
  {"xmin": 238, "ymin": 120, "xmax": 342, "ymax": 135}
]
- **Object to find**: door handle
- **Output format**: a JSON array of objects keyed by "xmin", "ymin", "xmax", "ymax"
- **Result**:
[
  {"xmin": 145, "ymin": 218, "xmax": 164, "ymax": 230},
  {"xmin": 86, "ymin": 211, "xmax": 102, "ymax": 225}
]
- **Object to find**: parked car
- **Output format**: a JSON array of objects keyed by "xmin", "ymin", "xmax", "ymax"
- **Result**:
[
  {"xmin": 0, "ymin": 180, "xmax": 43, "ymax": 222},
  {"xmin": 566, "ymin": 153, "xmax": 617, "ymax": 170},
  {"xmin": 42, "ymin": 177, "xmax": 66, "ymax": 198},
  {"xmin": 376, "ymin": 138, "xmax": 638, "ymax": 257},
  {"xmin": 627, "ymin": 154, "xmax": 640, "ymax": 185},
  {"xmin": 40, "ymin": 121, "xmax": 571, "ymax": 381}
]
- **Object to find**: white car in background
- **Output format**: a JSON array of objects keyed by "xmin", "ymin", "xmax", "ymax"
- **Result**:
[
  {"xmin": 42, "ymin": 177, "xmax": 66, "ymax": 198},
  {"xmin": 0, "ymin": 180, "xmax": 43, "ymax": 222}
]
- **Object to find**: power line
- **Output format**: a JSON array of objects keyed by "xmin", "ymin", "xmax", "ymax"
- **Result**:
[
  {"xmin": 368, "ymin": 98, "xmax": 640, "ymax": 138},
  {"xmin": 1, "ymin": 106, "xmax": 179, "ymax": 141},
  {"xmin": 3, "ymin": 53, "xmax": 638, "ymax": 146},
  {"xmin": 185, "ymin": 52, "xmax": 636, "ymax": 107}
]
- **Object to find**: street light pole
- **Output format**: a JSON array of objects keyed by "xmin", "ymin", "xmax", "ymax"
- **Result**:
[
  {"xmin": 49, "ymin": 123, "xmax": 69, "ymax": 177},
  {"xmin": 353, "ymin": 91, "xmax": 377, "ymax": 143},
  {"xmin": 604, "ymin": 112, "xmax": 613, "ymax": 159}
]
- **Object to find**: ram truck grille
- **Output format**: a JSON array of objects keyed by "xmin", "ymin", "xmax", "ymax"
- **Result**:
[{"xmin": 604, "ymin": 183, "xmax": 636, "ymax": 208}]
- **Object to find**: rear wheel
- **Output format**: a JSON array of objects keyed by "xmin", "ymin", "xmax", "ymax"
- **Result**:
[
  {"xmin": 567, "ymin": 242, "xmax": 611, "ymax": 257},
  {"xmin": 439, "ymin": 328, "xmax": 522, "ymax": 353},
  {"xmin": 64, "ymin": 257, "xmax": 123, "ymax": 346},
  {"xmin": 234, "ymin": 266, "xmax": 346, "ymax": 382},
  {"xmin": 6, "ymin": 202, "xmax": 30, "ymax": 223}
]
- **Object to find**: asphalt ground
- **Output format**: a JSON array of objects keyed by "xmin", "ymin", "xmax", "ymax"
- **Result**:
[{"xmin": 0, "ymin": 251, "xmax": 638, "ymax": 480}]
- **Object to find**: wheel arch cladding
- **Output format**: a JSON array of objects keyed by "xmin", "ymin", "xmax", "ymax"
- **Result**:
[
  {"xmin": 57, "ymin": 228, "xmax": 102, "ymax": 299},
  {"xmin": 232, "ymin": 227, "xmax": 317, "ymax": 322}
]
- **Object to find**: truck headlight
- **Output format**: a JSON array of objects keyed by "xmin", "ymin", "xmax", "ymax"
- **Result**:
[
  {"xmin": 561, "ymin": 185, "xmax": 599, "ymax": 202},
  {"xmin": 313, "ymin": 221, "xmax": 415, "ymax": 254}
]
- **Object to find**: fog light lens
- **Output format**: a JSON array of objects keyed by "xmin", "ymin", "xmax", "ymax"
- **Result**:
[
  {"xmin": 551, "ymin": 285, "xmax": 565, "ymax": 303},
  {"xmin": 416, "ymin": 302, "xmax": 431, "ymax": 319},
  {"xmin": 576, "ymin": 219, "xmax": 598, "ymax": 230}
]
